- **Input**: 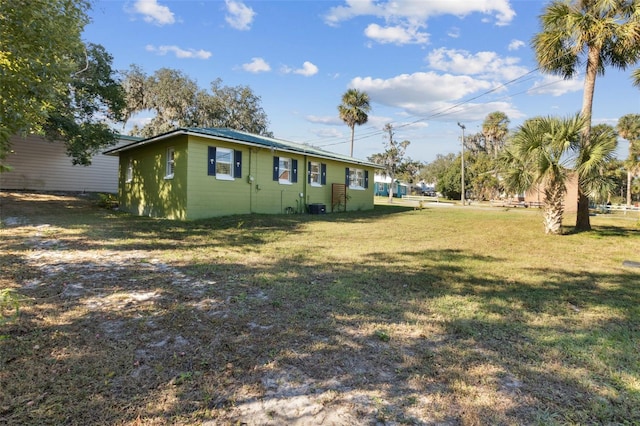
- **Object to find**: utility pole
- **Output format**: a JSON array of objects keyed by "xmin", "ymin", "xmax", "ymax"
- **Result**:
[{"xmin": 457, "ymin": 122, "xmax": 466, "ymax": 206}]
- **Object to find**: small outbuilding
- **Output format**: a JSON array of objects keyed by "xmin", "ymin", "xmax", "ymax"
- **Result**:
[
  {"xmin": 104, "ymin": 127, "xmax": 381, "ymax": 220},
  {"xmin": 373, "ymin": 174, "xmax": 408, "ymax": 198}
]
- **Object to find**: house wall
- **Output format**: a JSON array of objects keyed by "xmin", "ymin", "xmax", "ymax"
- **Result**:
[
  {"xmin": 524, "ymin": 173, "xmax": 579, "ymax": 213},
  {"xmin": 1, "ymin": 134, "xmax": 129, "ymax": 193},
  {"xmin": 184, "ymin": 136, "xmax": 375, "ymax": 219},
  {"xmin": 247, "ymin": 147, "xmax": 304, "ymax": 215},
  {"xmin": 564, "ymin": 174, "xmax": 579, "ymax": 213},
  {"xmin": 117, "ymin": 135, "xmax": 189, "ymax": 220},
  {"xmin": 186, "ymin": 137, "xmax": 254, "ymax": 219},
  {"xmin": 116, "ymin": 133, "xmax": 376, "ymax": 220},
  {"xmin": 303, "ymin": 157, "xmax": 374, "ymax": 212}
]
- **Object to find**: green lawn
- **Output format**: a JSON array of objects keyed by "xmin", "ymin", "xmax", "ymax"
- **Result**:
[{"xmin": 1, "ymin": 192, "xmax": 639, "ymax": 425}]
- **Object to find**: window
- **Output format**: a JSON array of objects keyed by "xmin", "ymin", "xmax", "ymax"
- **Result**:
[
  {"xmin": 308, "ymin": 161, "xmax": 326, "ymax": 186},
  {"xmin": 216, "ymin": 147, "xmax": 233, "ymax": 179},
  {"xmin": 279, "ymin": 157, "xmax": 291, "ymax": 182},
  {"xmin": 165, "ymin": 147, "xmax": 175, "ymax": 179},
  {"xmin": 350, "ymin": 168, "xmax": 364, "ymax": 188},
  {"xmin": 346, "ymin": 167, "xmax": 368, "ymax": 189},
  {"xmin": 126, "ymin": 159, "xmax": 133, "ymax": 183},
  {"xmin": 273, "ymin": 156, "xmax": 298, "ymax": 184},
  {"xmin": 207, "ymin": 146, "xmax": 242, "ymax": 179}
]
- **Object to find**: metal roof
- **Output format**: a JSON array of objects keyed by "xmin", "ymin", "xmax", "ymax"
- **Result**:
[{"xmin": 104, "ymin": 127, "xmax": 382, "ymax": 168}]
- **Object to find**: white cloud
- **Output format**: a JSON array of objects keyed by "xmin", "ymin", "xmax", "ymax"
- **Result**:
[
  {"xmin": 364, "ymin": 23, "xmax": 428, "ymax": 45},
  {"xmin": 323, "ymin": 0, "xmax": 516, "ymax": 46},
  {"xmin": 306, "ymin": 115, "xmax": 342, "ymax": 125},
  {"xmin": 323, "ymin": 0, "xmax": 380, "ymax": 27},
  {"xmin": 353, "ymin": 72, "xmax": 491, "ymax": 109},
  {"xmin": 296, "ymin": 61, "xmax": 319, "ymax": 77},
  {"xmin": 242, "ymin": 57, "xmax": 271, "ymax": 73},
  {"xmin": 349, "ymin": 71, "xmax": 523, "ymax": 120},
  {"xmin": 426, "ymin": 48, "xmax": 529, "ymax": 81},
  {"xmin": 528, "ymin": 75, "xmax": 583, "ymax": 97},
  {"xmin": 508, "ymin": 39, "xmax": 525, "ymax": 51},
  {"xmin": 132, "ymin": 0, "xmax": 175, "ymax": 25},
  {"xmin": 447, "ymin": 27, "xmax": 461, "ymax": 39},
  {"xmin": 310, "ymin": 127, "xmax": 345, "ymax": 141},
  {"xmin": 146, "ymin": 45, "xmax": 211, "ymax": 59},
  {"xmin": 281, "ymin": 61, "xmax": 319, "ymax": 77},
  {"xmin": 225, "ymin": 0, "xmax": 255, "ymax": 31}
]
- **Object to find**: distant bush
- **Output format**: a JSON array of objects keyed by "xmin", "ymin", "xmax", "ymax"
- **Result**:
[{"xmin": 95, "ymin": 193, "xmax": 118, "ymax": 209}]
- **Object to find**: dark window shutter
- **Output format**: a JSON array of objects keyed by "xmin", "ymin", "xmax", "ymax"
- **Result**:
[
  {"xmin": 273, "ymin": 156, "xmax": 279, "ymax": 181},
  {"xmin": 364, "ymin": 170, "xmax": 369, "ymax": 188},
  {"xmin": 321, "ymin": 163, "xmax": 326, "ymax": 185},
  {"xmin": 307, "ymin": 161, "xmax": 311, "ymax": 184},
  {"xmin": 292, "ymin": 159, "xmax": 298, "ymax": 183},
  {"xmin": 234, "ymin": 150, "xmax": 242, "ymax": 178},
  {"xmin": 208, "ymin": 146, "xmax": 216, "ymax": 176},
  {"xmin": 345, "ymin": 168, "xmax": 350, "ymax": 186}
]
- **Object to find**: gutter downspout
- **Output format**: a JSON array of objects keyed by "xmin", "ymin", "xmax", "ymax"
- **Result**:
[
  {"xmin": 303, "ymin": 154, "xmax": 308, "ymax": 213},
  {"xmin": 249, "ymin": 148, "xmax": 253, "ymax": 213}
]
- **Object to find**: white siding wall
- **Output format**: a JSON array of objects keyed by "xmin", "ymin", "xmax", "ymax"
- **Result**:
[{"xmin": 1, "ymin": 134, "xmax": 132, "ymax": 193}]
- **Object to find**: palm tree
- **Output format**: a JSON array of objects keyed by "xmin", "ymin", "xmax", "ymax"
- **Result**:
[
  {"xmin": 482, "ymin": 111, "xmax": 510, "ymax": 158},
  {"xmin": 616, "ymin": 114, "xmax": 640, "ymax": 205},
  {"xmin": 633, "ymin": 68, "xmax": 640, "ymax": 88},
  {"xmin": 481, "ymin": 111, "xmax": 511, "ymax": 199},
  {"xmin": 578, "ymin": 123, "xmax": 620, "ymax": 205},
  {"xmin": 501, "ymin": 114, "xmax": 617, "ymax": 234},
  {"xmin": 338, "ymin": 89, "xmax": 371, "ymax": 157},
  {"xmin": 532, "ymin": 0, "xmax": 640, "ymax": 230}
]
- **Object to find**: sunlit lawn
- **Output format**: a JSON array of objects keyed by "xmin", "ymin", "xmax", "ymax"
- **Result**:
[{"xmin": 1, "ymin": 192, "xmax": 639, "ymax": 425}]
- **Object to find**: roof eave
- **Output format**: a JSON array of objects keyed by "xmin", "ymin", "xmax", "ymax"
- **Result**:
[{"xmin": 104, "ymin": 128, "xmax": 383, "ymax": 168}]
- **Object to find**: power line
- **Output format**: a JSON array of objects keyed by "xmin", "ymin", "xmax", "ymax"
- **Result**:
[{"xmin": 309, "ymin": 63, "xmax": 589, "ymax": 150}]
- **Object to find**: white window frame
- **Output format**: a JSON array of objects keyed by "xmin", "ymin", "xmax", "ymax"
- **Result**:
[
  {"xmin": 215, "ymin": 147, "xmax": 234, "ymax": 181},
  {"xmin": 126, "ymin": 158, "xmax": 133, "ymax": 183},
  {"xmin": 279, "ymin": 156, "xmax": 292, "ymax": 184},
  {"xmin": 349, "ymin": 168, "xmax": 365, "ymax": 190},
  {"xmin": 165, "ymin": 147, "xmax": 175, "ymax": 179},
  {"xmin": 309, "ymin": 161, "xmax": 321, "ymax": 186}
]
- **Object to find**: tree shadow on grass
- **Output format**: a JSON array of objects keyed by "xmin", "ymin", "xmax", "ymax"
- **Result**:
[
  {"xmin": 562, "ymin": 223, "xmax": 639, "ymax": 237},
  {"xmin": 3, "ymin": 242, "xmax": 639, "ymax": 424},
  {"xmin": 2, "ymin": 192, "xmax": 639, "ymax": 424}
]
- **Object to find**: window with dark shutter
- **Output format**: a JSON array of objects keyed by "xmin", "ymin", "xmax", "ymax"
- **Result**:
[
  {"xmin": 309, "ymin": 161, "xmax": 326, "ymax": 186},
  {"xmin": 347, "ymin": 167, "xmax": 366, "ymax": 189},
  {"xmin": 273, "ymin": 156, "xmax": 279, "ymax": 181},
  {"xmin": 291, "ymin": 159, "xmax": 298, "ymax": 183},
  {"xmin": 234, "ymin": 150, "xmax": 242, "ymax": 178},
  {"xmin": 208, "ymin": 146, "xmax": 216, "ymax": 176}
]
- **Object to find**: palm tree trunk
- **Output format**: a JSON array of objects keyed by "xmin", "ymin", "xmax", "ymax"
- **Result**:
[
  {"xmin": 576, "ymin": 190, "xmax": 591, "ymax": 231},
  {"xmin": 544, "ymin": 180, "xmax": 565, "ymax": 235},
  {"xmin": 575, "ymin": 46, "xmax": 600, "ymax": 231},
  {"xmin": 350, "ymin": 126, "xmax": 355, "ymax": 157},
  {"xmin": 628, "ymin": 170, "xmax": 632, "ymax": 206}
]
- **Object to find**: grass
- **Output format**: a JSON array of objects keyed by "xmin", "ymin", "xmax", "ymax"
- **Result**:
[{"xmin": 1, "ymin": 191, "xmax": 639, "ymax": 425}]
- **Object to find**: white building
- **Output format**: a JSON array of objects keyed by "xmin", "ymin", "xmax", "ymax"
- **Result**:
[{"xmin": 1, "ymin": 133, "xmax": 139, "ymax": 193}]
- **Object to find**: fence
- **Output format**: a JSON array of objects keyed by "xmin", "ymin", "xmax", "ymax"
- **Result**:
[
  {"xmin": 402, "ymin": 195, "xmax": 439, "ymax": 204},
  {"xmin": 594, "ymin": 204, "xmax": 640, "ymax": 215}
]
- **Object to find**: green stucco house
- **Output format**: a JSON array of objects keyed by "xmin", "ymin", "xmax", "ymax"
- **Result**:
[{"xmin": 104, "ymin": 128, "xmax": 381, "ymax": 220}]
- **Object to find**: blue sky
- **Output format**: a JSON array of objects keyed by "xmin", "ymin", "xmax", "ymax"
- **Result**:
[{"xmin": 83, "ymin": 0, "xmax": 640, "ymax": 163}]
